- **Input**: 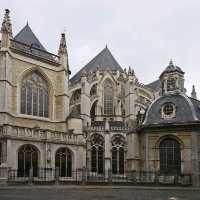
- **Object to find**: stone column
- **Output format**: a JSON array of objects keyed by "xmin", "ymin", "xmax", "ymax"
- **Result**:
[
  {"xmin": 144, "ymin": 133, "xmax": 149, "ymax": 171},
  {"xmin": 126, "ymin": 131, "xmax": 140, "ymax": 171},
  {"xmin": 104, "ymin": 132, "xmax": 111, "ymax": 179},
  {"xmin": 191, "ymin": 132, "xmax": 200, "ymax": 187}
]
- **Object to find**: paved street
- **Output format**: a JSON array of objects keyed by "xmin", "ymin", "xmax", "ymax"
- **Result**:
[{"xmin": 0, "ymin": 187, "xmax": 200, "ymax": 200}]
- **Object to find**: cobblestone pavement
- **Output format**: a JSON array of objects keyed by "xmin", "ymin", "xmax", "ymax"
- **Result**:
[{"xmin": 0, "ymin": 187, "xmax": 200, "ymax": 200}]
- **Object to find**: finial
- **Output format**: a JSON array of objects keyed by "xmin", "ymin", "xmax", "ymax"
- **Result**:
[
  {"xmin": 58, "ymin": 32, "xmax": 67, "ymax": 55},
  {"xmin": 191, "ymin": 85, "xmax": 197, "ymax": 99},
  {"xmin": 105, "ymin": 44, "xmax": 108, "ymax": 49},
  {"xmin": 169, "ymin": 59, "xmax": 174, "ymax": 66},
  {"xmin": 1, "ymin": 9, "xmax": 12, "ymax": 37},
  {"xmin": 128, "ymin": 66, "xmax": 132, "ymax": 75}
]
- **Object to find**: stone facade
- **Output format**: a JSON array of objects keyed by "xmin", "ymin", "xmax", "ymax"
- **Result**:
[{"xmin": 0, "ymin": 9, "xmax": 200, "ymax": 186}]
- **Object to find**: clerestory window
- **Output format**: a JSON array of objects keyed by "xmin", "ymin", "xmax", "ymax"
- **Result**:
[{"xmin": 104, "ymin": 79, "xmax": 113, "ymax": 115}]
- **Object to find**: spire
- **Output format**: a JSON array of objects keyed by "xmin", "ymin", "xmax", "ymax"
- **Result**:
[
  {"xmin": 1, "ymin": 9, "xmax": 12, "ymax": 37},
  {"xmin": 58, "ymin": 33, "xmax": 67, "ymax": 55},
  {"xmin": 58, "ymin": 33, "xmax": 69, "ymax": 72},
  {"xmin": 191, "ymin": 85, "xmax": 197, "ymax": 99}
]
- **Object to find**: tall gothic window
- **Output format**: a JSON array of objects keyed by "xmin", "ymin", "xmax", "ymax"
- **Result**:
[
  {"xmin": 159, "ymin": 138, "xmax": 181, "ymax": 175},
  {"xmin": 18, "ymin": 144, "xmax": 38, "ymax": 177},
  {"xmin": 112, "ymin": 135, "xmax": 125, "ymax": 174},
  {"xmin": 21, "ymin": 72, "xmax": 49, "ymax": 118},
  {"xmin": 104, "ymin": 79, "xmax": 113, "ymax": 115},
  {"xmin": 90, "ymin": 134, "xmax": 104, "ymax": 174},
  {"xmin": 55, "ymin": 148, "xmax": 72, "ymax": 177}
]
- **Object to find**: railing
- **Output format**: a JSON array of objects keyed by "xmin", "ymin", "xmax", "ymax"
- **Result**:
[
  {"xmin": 0, "ymin": 124, "xmax": 83, "ymax": 145},
  {"xmin": 5, "ymin": 168, "xmax": 192, "ymax": 185},
  {"xmin": 10, "ymin": 40, "xmax": 60, "ymax": 64},
  {"xmin": 85, "ymin": 121, "xmax": 128, "ymax": 132},
  {"xmin": 7, "ymin": 168, "xmax": 83, "ymax": 184}
]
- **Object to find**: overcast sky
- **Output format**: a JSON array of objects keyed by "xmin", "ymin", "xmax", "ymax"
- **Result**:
[{"xmin": 1, "ymin": 0, "xmax": 200, "ymax": 96}]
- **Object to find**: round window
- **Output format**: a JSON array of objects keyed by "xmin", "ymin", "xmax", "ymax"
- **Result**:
[{"xmin": 163, "ymin": 104, "xmax": 174, "ymax": 115}]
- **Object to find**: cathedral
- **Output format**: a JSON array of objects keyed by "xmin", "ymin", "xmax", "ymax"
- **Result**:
[{"xmin": 0, "ymin": 9, "xmax": 200, "ymax": 186}]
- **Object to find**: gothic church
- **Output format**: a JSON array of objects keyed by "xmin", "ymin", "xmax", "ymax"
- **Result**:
[{"xmin": 0, "ymin": 9, "xmax": 200, "ymax": 186}]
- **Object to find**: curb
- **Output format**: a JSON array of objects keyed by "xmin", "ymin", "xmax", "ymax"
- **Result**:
[{"xmin": 0, "ymin": 185, "xmax": 200, "ymax": 191}]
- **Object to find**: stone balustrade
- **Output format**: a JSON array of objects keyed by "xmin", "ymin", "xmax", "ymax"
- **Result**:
[
  {"xmin": 10, "ymin": 39, "xmax": 60, "ymax": 64},
  {"xmin": 0, "ymin": 125, "xmax": 84, "ymax": 145}
]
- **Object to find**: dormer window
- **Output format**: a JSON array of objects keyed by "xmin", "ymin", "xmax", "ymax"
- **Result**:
[
  {"xmin": 161, "ymin": 103, "xmax": 176, "ymax": 119},
  {"xmin": 167, "ymin": 78, "xmax": 176, "ymax": 91}
]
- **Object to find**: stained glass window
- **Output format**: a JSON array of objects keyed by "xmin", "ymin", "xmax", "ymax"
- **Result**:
[
  {"xmin": 111, "ymin": 135, "xmax": 125, "ymax": 174},
  {"xmin": 104, "ymin": 79, "xmax": 113, "ymax": 115},
  {"xmin": 21, "ymin": 72, "xmax": 49, "ymax": 118},
  {"xmin": 91, "ymin": 134, "xmax": 104, "ymax": 174},
  {"xmin": 18, "ymin": 144, "xmax": 38, "ymax": 177},
  {"xmin": 55, "ymin": 148, "xmax": 72, "ymax": 177}
]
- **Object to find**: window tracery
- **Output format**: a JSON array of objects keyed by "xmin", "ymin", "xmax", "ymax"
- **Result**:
[
  {"xmin": 104, "ymin": 79, "xmax": 113, "ymax": 115},
  {"xmin": 21, "ymin": 72, "xmax": 49, "ymax": 118},
  {"xmin": 111, "ymin": 135, "xmax": 125, "ymax": 174}
]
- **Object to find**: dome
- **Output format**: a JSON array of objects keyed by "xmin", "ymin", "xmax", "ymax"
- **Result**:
[
  {"xmin": 143, "ymin": 93, "xmax": 200, "ymax": 126},
  {"xmin": 160, "ymin": 60, "xmax": 184, "ymax": 78}
]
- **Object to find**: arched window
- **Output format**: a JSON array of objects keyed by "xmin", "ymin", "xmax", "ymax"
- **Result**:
[
  {"xmin": 90, "ymin": 84, "xmax": 97, "ymax": 96},
  {"xmin": 70, "ymin": 89, "xmax": 81, "ymax": 105},
  {"xmin": 90, "ymin": 101, "xmax": 97, "ymax": 122},
  {"xmin": 104, "ymin": 79, "xmax": 113, "ymax": 115},
  {"xmin": 159, "ymin": 138, "xmax": 181, "ymax": 175},
  {"xmin": 55, "ymin": 148, "xmax": 72, "ymax": 177},
  {"xmin": 90, "ymin": 134, "xmax": 104, "ymax": 174},
  {"xmin": 18, "ymin": 144, "xmax": 38, "ymax": 177},
  {"xmin": 21, "ymin": 72, "xmax": 49, "ymax": 118},
  {"xmin": 112, "ymin": 135, "xmax": 125, "ymax": 174}
]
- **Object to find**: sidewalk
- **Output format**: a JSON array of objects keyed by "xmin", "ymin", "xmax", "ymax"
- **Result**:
[{"xmin": 0, "ymin": 185, "xmax": 200, "ymax": 191}]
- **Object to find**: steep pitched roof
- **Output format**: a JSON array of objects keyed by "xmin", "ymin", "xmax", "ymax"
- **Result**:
[
  {"xmin": 146, "ymin": 79, "xmax": 161, "ymax": 92},
  {"xmin": 14, "ymin": 23, "xmax": 46, "ymax": 51},
  {"xmin": 70, "ymin": 46, "xmax": 123, "ymax": 82}
]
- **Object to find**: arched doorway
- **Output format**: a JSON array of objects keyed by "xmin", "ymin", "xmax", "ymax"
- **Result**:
[
  {"xmin": 90, "ymin": 134, "xmax": 104, "ymax": 174},
  {"xmin": 111, "ymin": 135, "xmax": 125, "ymax": 174},
  {"xmin": 55, "ymin": 148, "xmax": 72, "ymax": 177},
  {"xmin": 159, "ymin": 138, "xmax": 181, "ymax": 175},
  {"xmin": 18, "ymin": 144, "xmax": 38, "ymax": 177}
]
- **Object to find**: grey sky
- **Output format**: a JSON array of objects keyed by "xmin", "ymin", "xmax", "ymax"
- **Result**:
[{"xmin": 1, "ymin": 0, "xmax": 200, "ymax": 96}]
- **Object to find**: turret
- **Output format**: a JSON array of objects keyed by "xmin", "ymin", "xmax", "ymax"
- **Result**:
[
  {"xmin": 160, "ymin": 60, "xmax": 185, "ymax": 95},
  {"xmin": 0, "ymin": 9, "xmax": 13, "ymax": 48}
]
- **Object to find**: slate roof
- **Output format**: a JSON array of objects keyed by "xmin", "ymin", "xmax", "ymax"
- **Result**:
[
  {"xmin": 146, "ymin": 79, "xmax": 161, "ymax": 91},
  {"xmin": 70, "ymin": 46, "xmax": 123, "ymax": 82},
  {"xmin": 143, "ymin": 94, "xmax": 200, "ymax": 126},
  {"xmin": 14, "ymin": 23, "xmax": 46, "ymax": 51}
]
